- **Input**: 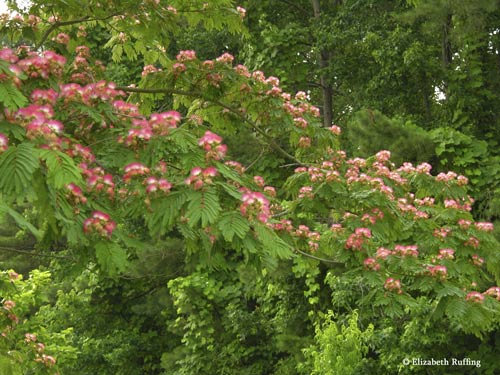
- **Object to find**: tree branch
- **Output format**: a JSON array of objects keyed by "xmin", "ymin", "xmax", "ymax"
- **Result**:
[
  {"xmin": 36, "ymin": 13, "xmax": 121, "ymax": 50},
  {"xmin": 115, "ymin": 85, "xmax": 303, "ymax": 164}
]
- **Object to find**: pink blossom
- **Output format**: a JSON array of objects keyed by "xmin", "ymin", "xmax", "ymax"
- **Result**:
[
  {"xmin": 466, "ymin": 291, "xmax": 484, "ymax": 304},
  {"xmin": 2, "ymin": 300, "xmax": 15, "ymax": 310},
  {"xmin": 295, "ymin": 91, "xmax": 307, "ymax": 100},
  {"xmin": 293, "ymin": 117, "xmax": 308, "ymax": 129},
  {"xmin": 438, "ymin": 248, "xmax": 455, "ymax": 260},
  {"xmin": 475, "ymin": 222, "xmax": 494, "ymax": 232},
  {"xmin": 83, "ymin": 211, "xmax": 116, "ymax": 237},
  {"xmin": 375, "ymin": 150, "xmax": 391, "ymax": 163},
  {"xmin": 176, "ymin": 50, "xmax": 197, "ymax": 62},
  {"xmin": 329, "ymin": 125, "xmax": 341, "ymax": 135},
  {"xmin": 471, "ymin": 254, "xmax": 484, "ymax": 266},
  {"xmin": 483, "ymin": 287, "xmax": 500, "ymax": 301},
  {"xmin": 236, "ymin": 6, "xmax": 246, "ymax": 18},
  {"xmin": 216, "ymin": 53, "xmax": 234, "ymax": 64},
  {"xmin": 416, "ymin": 162, "xmax": 432, "ymax": 174},
  {"xmin": 240, "ymin": 190, "xmax": 270, "ymax": 223},
  {"xmin": 384, "ymin": 278, "xmax": 402, "ymax": 294},
  {"xmin": 376, "ymin": 247, "xmax": 392, "ymax": 259},
  {"xmin": 427, "ymin": 265, "xmax": 447, "ymax": 280},
  {"xmin": 394, "ymin": 245, "xmax": 419, "ymax": 257},
  {"xmin": 298, "ymin": 186, "xmax": 314, "ymax": 199},
  {"xmin": 0, "ymin": 133, "xmax": 8, "ymax": 152},
  {"xmin": 364, "ymin": 257, "xmax": 380, "ymax": 271}
]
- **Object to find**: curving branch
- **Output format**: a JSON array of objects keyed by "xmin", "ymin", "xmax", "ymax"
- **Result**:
[
  {"xmin": 115, "ymin": 85, "xmax": 303, "ymax": 164},
  {"xmin": 35, "ymin": 12, "xmax": 121, "ymax": 50}
]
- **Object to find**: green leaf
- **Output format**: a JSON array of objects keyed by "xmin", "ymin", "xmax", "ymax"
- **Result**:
[
  {"xmin": 186, "ymin": 189, "xmax": 221, "ymax": 227},
  {"xmin": 148, "ymin": 190, "xmax": 189, "ymax": 236},
  {"xmin": 0, "ymin": 143, "xmax": 39, "ymax": 198},
  {"xmin": 95, "ymin": 241, "xmax": 128, "ymax": 276},
  {"xmin": 217, "ymin": 212, "xmax": 250, "ymax": 242},
  {"xmin": 39, "ymin": 149, "xmax": 83, "ymax": 189},
  {"xmin": 0, "ymin": 202, "xmax": 43, "ymax": 241},
  {"xmin": 0, "ymin": 82, "xmax": 28, "ymax": 111},
  {"xmin": 254, "ymin": 223, "xmax": 293, "ymax": 262}
]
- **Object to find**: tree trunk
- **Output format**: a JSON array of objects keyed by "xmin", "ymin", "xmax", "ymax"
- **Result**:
[{"xmin": 311, "ymin": 0, "xmax": 333, "ymax": 127}]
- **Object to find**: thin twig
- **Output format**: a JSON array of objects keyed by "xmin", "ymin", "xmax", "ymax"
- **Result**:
[{"xmin": 0, "ymin": 246, "xmax": 73, "ymax": 259}]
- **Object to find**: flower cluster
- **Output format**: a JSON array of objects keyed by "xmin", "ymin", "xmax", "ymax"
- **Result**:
[
  {"xmin": 466, "ymin": 291, "xmax": 484, "ymax": 304},
  {"xmin": 80, "ymin": 163, "xmax": 115, "ymax": 198},
  {"xmin": 384, "ymin": 278, "xmax": 402, "ymax": 294},
  {"xmin": 83, "ymin": 211, "xmax": 116, "ymax": 237},
  {"xmin": 363, "ymin": 257, "xmax": 380, "ymax": 271},
  {"xmin": 0, "ymin": 133, "xmax": 8, "ymax": 153},
  {"xmin": 66, "ymin": 183, "xmax": 88, "ymax": 206},
  {"xmin": 198, "ymin": 131, "xmax": 227, "ymax": 160},
  {"xmin": 123, "ymin": 162, "xmax": 150, "ymax": 183},
  {"xmin": 293, "ymin": 224, "xmax": 321, "ymax": 251},
  {"xmin": 185, "ymin": 167, "xmax": 218, "ymax": 190},
  {"xmin": 240, "ymin": 190, "xmax": 270, "ymax": 223},
  {"xmin": 345, "ymin": 227, "xmax": 371, "ymax": 251},
  {"xmin": 426, "ymin": 265, "xmax": 448, "ymax": 280},
  {"xmin": 144, "ymin": 176, "xmax": 172, "ymax": 194}
]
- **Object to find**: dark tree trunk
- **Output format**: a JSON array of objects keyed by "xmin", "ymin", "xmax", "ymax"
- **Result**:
[{"xmin": 311, "ymin": 0, "xmax": 333, "ymax": 127}]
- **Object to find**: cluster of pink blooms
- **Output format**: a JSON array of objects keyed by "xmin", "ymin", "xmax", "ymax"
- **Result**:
[
  {"xmin": 83, "ymin": 211, "xmax": 116, "ymax": 238},
  {"xmin": 66, "ymin": 183, "xmax": 88, "ymax": 206},
  {"xmin": 198, "ymin": 131, "xmax": 227, "ymax": 160},
  {"xmin": 176, "ymin": 50, "xmax": 197, "ymax": 62},
  {"xmin": 0, "ymin": 133, "xmax": 8, "ymax": 153},
  {"xmin": 361, "ymin": 208, "xmax": 384, "ymax": 225},
  {"xmin": 435, "ymin": 248, "xmax": 455, "ymax": 260},
  {"xmin": 143, "ymin": 176, "xmax": 172, "ymax": 194},
  {"xmin": 16, "ymin": 50, "xmax": 66, "ymax": 79},
  {"xmin": 216, "ymin": 53, "xmax": 235, "ymax": 64},
  {"xmin": 225, "ymin": 160, "xmax": 245, "ymax": 174},
  {"xmin": 271, "ymin": 219, "xmax": 294, "ymax": 232},
  {"xmin": 24, "ymin": 333, "xmax": 56, "ymax": 367},
  {"xmin": 436, "ymin": 171, "xmax": 468, "ymax": 186},
  {"xmin": 345, "ymin": 227, "xmax": 372, "ymax": 251},
  {"xmin": 124, "ymin": 111, "xmax": 181, "ymax": 146},
  {"xmin": 329, "ymin": 125, "xmax": 341, "ymax": 135},
  {"xmin": 142, "ymin": 64, "xmax": 160, "ymax": 77},
  {"xmin": 474, "ymin": 222, "xmax": 494, "ymax": 232},
  {"xmin": 53, "ymin": 32, "xmax": 70, "ymax": 45},
  {"xmin": 298, "ymin": 186, "xmax": 314, "ymax": 199},
  {"xmin": 185, "ymin": 166, "xmax": 218, "ymax": 190},
  {"xmin": 80, "ymin": 163, "xmax": 115, "ymax": 198},
  {"xmin": 15, "ymin": 104, "xmax": 63, "ymax": 144},
  {"xmin": 384, "ymin": 278, "xmax": 403, "ymax": 294},
  {"xmin": 393, "ymin": 244, "xmax": 419, "ymax": 257},
  {"xmin": 465, "ymin": 236, "xmax": 480, "ymax": 249},
  {"xmin": 471, "ymin": 254, "xmax": 484, "ymax": 266},
  {"xmin": 466, "ymin": 291, "xmax": 484, "ymax": 303},
  {"xmin": 426, "ymin": 265, "xmax": 448, "ymax": 280},
  {"xmin": 69, "ymin": 143, "xmax": 96, "ymax": 162},
  {"xmin": 293, "ymin": 224, "xmax": 321, "ymax": 251},
  {"xmin": 239, "ymin": 189, "xmax": 270, "ymax": 223},
  {"xmin": 444, "ymin": 196, "xmax": 473, "ymax": 211},
  {"xmin": 433, "ymin": 227, "xmax": 451, "ymax": 240},
  {"xmin": 123, "ymin": 162, "xmax": 150, "ymax": 183},
  {"xmin": 483, "ymin": 287, "xmax": 500, "ymax": 301},
  {"xmin": 363, "ymin": 257, "xmax": 380, "ymax": 271}
]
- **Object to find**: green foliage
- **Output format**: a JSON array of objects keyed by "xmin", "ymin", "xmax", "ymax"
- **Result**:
[
  {"xmin": 0, "ymin": 143, "xmax": 39, "ymax": 199},
  {"xmin": 300, "ymin": 311, "xmax": 373, "ymax": 375}
]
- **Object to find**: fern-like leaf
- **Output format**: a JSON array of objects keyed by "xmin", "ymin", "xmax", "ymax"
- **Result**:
[{"xmin": 0, "ymin": 143, "xmax": 39, "ymax": 198}]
